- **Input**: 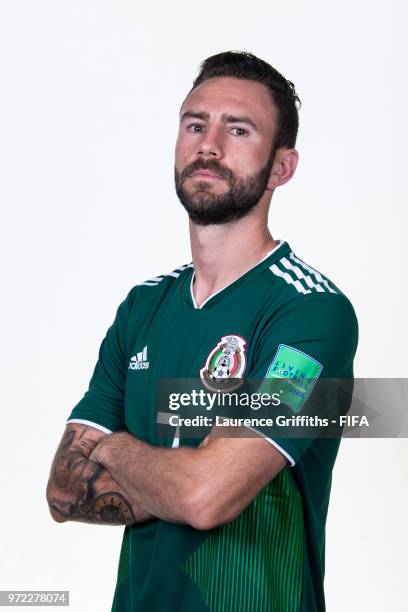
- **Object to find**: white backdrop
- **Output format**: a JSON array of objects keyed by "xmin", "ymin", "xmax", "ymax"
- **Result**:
[{"xmin": 1, "ymin": 1, "xmax": 407, "ymax": 610}]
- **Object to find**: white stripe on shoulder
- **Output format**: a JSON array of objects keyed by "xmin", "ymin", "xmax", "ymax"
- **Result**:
[
  {"xmin": 289, "ymin": 252, "xmax": 337, "ymax": 293},
  {"xmin": 270, "ymin": 263, "xmax": 312, "ymax": 295},
  {"xmin": 270, "ymin": 252, "xmax": 338, "ymax": 295},
  {"xmin": 280, "ymin": 257, "xmax": 326, "ymax": 292},
  {"xmin": 140, "ymin": 262, "xmax": 193, "ymax": 287}
]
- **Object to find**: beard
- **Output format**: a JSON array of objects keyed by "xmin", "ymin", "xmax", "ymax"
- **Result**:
[{"xmin": 174, "ymin": 150, "xmax": 275, "ymax": 226}]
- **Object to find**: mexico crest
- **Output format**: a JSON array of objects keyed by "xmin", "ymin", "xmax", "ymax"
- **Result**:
[{"xmin": 200, "ymin": 334, "xmax": 247, "ymax": 391}]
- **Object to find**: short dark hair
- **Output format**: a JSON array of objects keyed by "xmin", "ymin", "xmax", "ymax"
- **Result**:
[{"xmin": 189, "ymin": 50, "xmax": 301, "ymax": 153}]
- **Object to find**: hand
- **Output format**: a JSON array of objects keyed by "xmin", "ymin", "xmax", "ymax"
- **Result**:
[
  {"xmin": 88, "ymin": 434, "xmax": 113, "ymax": 464},
  {"xmin": 89, "ymin": 431, "xmax": 131, "ymax": 466}
]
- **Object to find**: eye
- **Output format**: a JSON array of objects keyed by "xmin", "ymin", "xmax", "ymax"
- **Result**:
[
  {"xmin": 187, "ymin": 123, "xmax": 205, "ymax": 133},
  {"xmin": 230, "ymin": 127, "xmax": 249, "ymax": 137}
]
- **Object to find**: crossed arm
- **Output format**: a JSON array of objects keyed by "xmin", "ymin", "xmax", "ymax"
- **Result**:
[
  {"xmin": 46, "ymin": 423, "xmax": 287, "ymax": 530},
  {"xmin": 46, "ymin": 423, "xmax": 154, "ymax": 526}
]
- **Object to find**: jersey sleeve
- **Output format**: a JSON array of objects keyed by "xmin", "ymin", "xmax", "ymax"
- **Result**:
[
  {"xmin": 246, "ymin": 293, "xmax": 359, "ymax": 466},
  {"xmin": 66, "ymin": 288, "xmax": 137, "ymax": 434}
]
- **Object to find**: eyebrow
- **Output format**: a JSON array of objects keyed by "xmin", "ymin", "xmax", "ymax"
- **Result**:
[{"xmin": 180, "ymin": 110, "xmax": 258, "ymax": 131}]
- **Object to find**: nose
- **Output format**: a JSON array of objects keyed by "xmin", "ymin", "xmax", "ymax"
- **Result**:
[{"xmin": 197, "ymin": 125, "xmax": 224, "ymax": 160}]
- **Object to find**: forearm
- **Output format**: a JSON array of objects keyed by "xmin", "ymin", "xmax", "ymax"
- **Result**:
[
  {"xmin": 47, "ymin": 458, "xmax": 153, "ymax": 526},
  {"xmin": 90, "ymin": 428, "xmax": 288, "ymax": 531},
  {"xmin": 46, "ymin": 426, "xmax": 154, "ymax": 526},
  {"xmin": 90, "ymin": 434, "xmax": 202, "ymax": 525}
]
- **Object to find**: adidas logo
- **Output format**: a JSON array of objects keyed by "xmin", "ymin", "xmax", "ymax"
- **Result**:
[{"xmin": 128, "ymin": 346, "xmax": 149, "ymax": 370}]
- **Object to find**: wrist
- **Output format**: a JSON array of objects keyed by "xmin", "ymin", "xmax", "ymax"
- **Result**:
[{"xmin": 90, "ymin": 431, "xmax": 131, "ymax": 467}]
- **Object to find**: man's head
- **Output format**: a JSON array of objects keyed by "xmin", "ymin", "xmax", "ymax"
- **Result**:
[{"xmin": 174, "ymin": 51, "xmax": 301, "ymax": 226}]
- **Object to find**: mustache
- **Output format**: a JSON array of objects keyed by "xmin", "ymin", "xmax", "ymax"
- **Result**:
[{"xmin": 180, "ymin": 160, "xmax": 232, "ymax": 182}]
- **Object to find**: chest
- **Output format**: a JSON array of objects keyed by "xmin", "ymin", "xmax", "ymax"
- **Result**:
[{"xmin": 123, "ymin": 302, "xmax": 264, "ymax": 445}]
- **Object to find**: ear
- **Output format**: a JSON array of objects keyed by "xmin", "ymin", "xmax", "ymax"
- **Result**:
[{"xmin": 266, "ymin": 148, "xmax": 299, "ymax": 190}]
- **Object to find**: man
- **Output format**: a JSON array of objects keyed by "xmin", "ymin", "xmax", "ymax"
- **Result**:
[{"xmin": 46, "ymin": 51, "xmax": 358, "ymax": 611}]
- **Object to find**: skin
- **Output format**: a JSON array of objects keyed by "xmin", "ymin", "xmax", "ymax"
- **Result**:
[
  {"xmin": 89, "ymin": 427, "xmax": 287, "ymax": 531},
  {"xmin": 175, "ymin": 76, "xmax": 298, "ymax": 306},
  {"xmin": 46, "ymin": 423, "xmax": 153, "ymax": 525},
  {"xmin": 47, "ymin": 76, "xmax": 298, "ymax": 530}
]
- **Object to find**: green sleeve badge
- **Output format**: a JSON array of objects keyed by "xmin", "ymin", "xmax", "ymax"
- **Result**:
[{"xmin": 258, "ymin": 344, "xmax": 323, "ymax": 413}]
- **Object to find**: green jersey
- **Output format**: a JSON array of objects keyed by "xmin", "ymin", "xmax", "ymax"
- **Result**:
[{"xmin": 67, "ymin": 240, "xmax": 358, "ymax": 612}]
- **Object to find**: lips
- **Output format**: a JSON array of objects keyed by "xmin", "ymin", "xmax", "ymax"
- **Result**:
[{"xmin": 191, "ymin": 170, "xmax": 222, "ymax": 179}]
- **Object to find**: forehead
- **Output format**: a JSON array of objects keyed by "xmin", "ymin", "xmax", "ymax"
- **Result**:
[{"xmin": 180, "ymin": 76, "xmax": 278, "ymax": 131}]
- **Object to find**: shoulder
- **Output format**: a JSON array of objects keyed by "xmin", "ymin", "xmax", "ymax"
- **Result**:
[
  {"xmin": 259, "ymin": 244, "xmax": 359, "ymax": 353},
  {"xmin": 134, "ymin": 262, "xmax": 193, "ymax": 293},
  {"xmin": 266, "ymin": 245, "xmax": 345, "ymax": 298},
  {"xmin": 120, "ymin": 260, "xmax": 193, "ymax": 311},
  {"xmin": 137, "ymin": 261, "xmax": 193, "ymax": 289}
]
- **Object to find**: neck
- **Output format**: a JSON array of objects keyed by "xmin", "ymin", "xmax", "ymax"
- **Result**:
[{"xmin": 189, "ymin": 211, "xmax": 278, "ymax": 308}]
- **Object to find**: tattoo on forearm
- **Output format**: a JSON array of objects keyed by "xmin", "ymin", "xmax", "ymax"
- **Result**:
[
  {"xmin": 49, "ymin": 490, "xmax": 136, "ymax": 525},
  {"xmin": 90, "ymin": 492, "xmax": 136, "ymax": 523},
  {"xmin": 47, "ymin": 426, "xmax": 137, "ymax": 525}
]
